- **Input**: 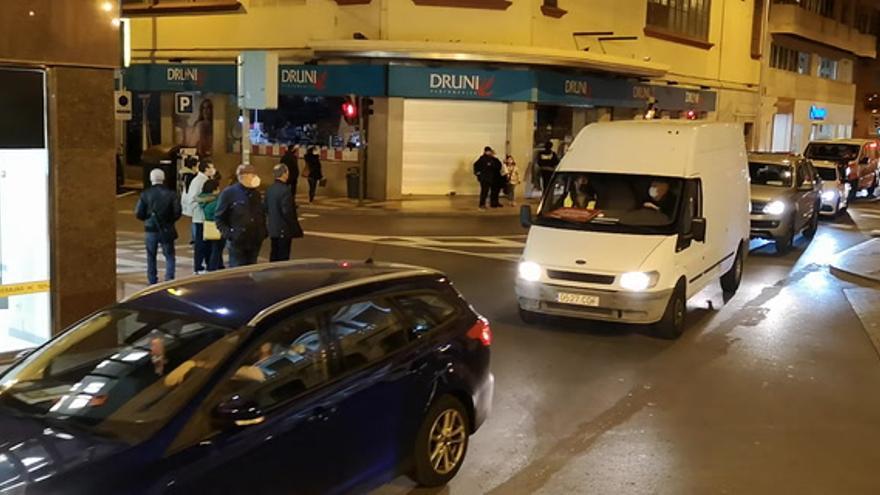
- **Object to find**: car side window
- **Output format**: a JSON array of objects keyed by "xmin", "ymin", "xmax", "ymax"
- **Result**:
[
  {"xmin": 393, "ymin": 292, "xmax": 460, "ymax": 338},
  {"xmin": 326, "ymin": 298, "xmax": 409, "ymax": 371},
  {"xmin": 217, "ymin": 313, "xmax": 330, "ymax": 411}
]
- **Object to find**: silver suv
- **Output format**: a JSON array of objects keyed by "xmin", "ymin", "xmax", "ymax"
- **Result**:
[{"xmin": 748, "ymin": 153, "xmax": 821, "ymax": 254}]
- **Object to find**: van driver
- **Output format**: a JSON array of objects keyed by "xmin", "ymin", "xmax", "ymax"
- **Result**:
[
  {"xmin": 563, "ymin": 176, "xmax": 597, "ymax": 209},
  {"xmin": 642, "ymin": 180, "xmax": 677, "ymax": 218}
]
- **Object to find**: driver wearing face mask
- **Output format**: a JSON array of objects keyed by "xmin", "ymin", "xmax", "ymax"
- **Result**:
[
  {"xmin": 215, "ymin": 164, "xmax": 268, "ymax": 267},
  {"xmin": 642, "ymin": 180, "xmax": 677, "ymax": 218}
]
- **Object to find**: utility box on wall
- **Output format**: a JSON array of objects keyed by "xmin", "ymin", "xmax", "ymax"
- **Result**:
[{"xmin": 239, "ymin": 51, "xmax": 279, "ymax": 110}]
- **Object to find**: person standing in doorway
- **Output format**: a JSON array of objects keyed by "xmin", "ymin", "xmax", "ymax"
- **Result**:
[
  {"xmin": 135, "ymin": 169, "xmax": 182, "ymax": 285},
  {"xmin": 265, "ymin": 164, "xmax": 299, "ymax": 262},
  {"xmin": 537, "ymin": 141, "xmax": 560, "ymax": 192},
  {"xmin": 281, "ymin": 144, "xmax": 300, "ymax": 200},
  {"xmin": 304, "ymin": 146, "xmax": 323, "ymax": 203},
  {"xmin": 182, "ymin": 160, "xmax": 215, "ymax": 274},
  {"xmin": 502, "ymin": 155, "xmax": 521, "ymax": 206},
  {"xmin": 215, "ymin": 164, "xmax": 268, "ymax": 267},
  {"xmin": 473, "ymin": 146, "xmax": 503, "ymax": 209}
]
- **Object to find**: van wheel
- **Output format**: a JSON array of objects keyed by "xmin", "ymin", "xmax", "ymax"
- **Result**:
[
  {"xmin": 411, "ymin": 395, "xmax": 470, "ymax": 487},
  {"xmin": 655, "ymin": 283, "xmax": 686, "ymax": 340},
  {"xmin": 720, "ymin": 246, "xmax": 744, "ymax": 295},
  {"xmin": 519, "ymin": 307, "xmax": 541, "ymax": 325},
  {"xmin": 868, "ymin": 175, "xmax": 878, "ymax": 197},
  {"xmin": 803, "ymin": 209, "xmax": 819, "ymax": 239}
]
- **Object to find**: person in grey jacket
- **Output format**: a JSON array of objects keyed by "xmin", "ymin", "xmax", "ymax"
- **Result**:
[
  {"xmin": 264, "ymin": 164, "xmax": 300, "ymax": 262},
  {"xmin": 135, "ymin": 169, "xmax": 182, "ymax": 284}
]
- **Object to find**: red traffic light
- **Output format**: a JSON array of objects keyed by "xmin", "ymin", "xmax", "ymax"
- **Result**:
[
  {"xmin": 685, "ymin": 110, "xmax": 697, "ymax": 120},
  {"xmin": 342, "ymin": 101, "xmax": 357, "ymax": 119}
]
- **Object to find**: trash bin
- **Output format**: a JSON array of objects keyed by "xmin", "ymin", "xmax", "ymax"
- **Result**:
[
  {"xmin": 346, "ymin": 167, "xmax": 360, "ymax": 199},
  {"xmin": 140, "ymin": 144, "xmax": 180, "ymax": 190}
]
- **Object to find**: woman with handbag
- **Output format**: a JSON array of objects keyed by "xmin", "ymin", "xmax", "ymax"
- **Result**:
[
  {"xmin": 303, "ymin": 146, "xmax": 323, "ymax": 203},
  {"xmin": 198, "ymin": 179, "xmax": 225, "ymax": 271}
]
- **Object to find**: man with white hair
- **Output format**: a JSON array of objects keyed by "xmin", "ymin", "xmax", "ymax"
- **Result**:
[
  {"xmin": 135, "ymin": 168, "xmax": 182, "ymax": 284},
  {"xmin": 215, "ymin": 164, "xmax": 268, "ymax": 267}
]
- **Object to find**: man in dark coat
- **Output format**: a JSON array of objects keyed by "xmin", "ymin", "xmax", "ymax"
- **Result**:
[
  {"xmin": 280, "ymin": 144, "xmax": 300, "ymax": 200},
  {"xmin": 215, "ymin": 164, "xmax": 268, "ymax": 267},
  {"xmin": 537, "ymin": 141, "xmax": 560, "ymax": 192},
  {"xmin": 265, "ymin": 164, "xmax": 298, "ymax": 262},
  {"xmin": 135, "ymin": 169, "xmax": 182, "ymax": 284},
  {"xmin": 473, "ymin": 146, "xmax": 503, "ymax": 209}
]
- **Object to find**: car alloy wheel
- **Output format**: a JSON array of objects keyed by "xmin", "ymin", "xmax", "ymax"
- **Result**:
[{"xmin": 428, "ymin": 409, "xmax": 467, "ymax": 475}]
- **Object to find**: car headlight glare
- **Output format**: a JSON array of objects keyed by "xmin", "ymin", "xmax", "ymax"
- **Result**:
[
  {"xmin": 762, "ymin": 200, "xmax": 786, "ymax": 216},
  {"xmin": 821, "ymin": 190, "xmax": 836, "ymax": 201},
  {"xmin": 518, "ymin": 261, "xmax": 542, "ymax": 282},
  {"xmin": 620, "ymin": 271, "xmax": 659, "ymax": 291}
]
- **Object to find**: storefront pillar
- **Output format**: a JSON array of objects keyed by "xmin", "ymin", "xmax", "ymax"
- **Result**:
[
  {"xmin": 507, "ymin": 101, "xmax": 535, "ymax": 198},
  {"xmin": 367, "ymin": 97, "xmax": 404, "ymax": 201},
  {"xmin": 48, "ymin": 68, "xmax": 118, "ymax": 331}
]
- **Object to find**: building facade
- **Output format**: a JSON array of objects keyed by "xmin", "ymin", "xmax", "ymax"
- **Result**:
[
  {"xmin": 758, "ymin": 0, "xmax": 879, "ymax": 154},
  {"xmin": 125, "ymin": 0, "xmax": 762, "ymax": 200}
]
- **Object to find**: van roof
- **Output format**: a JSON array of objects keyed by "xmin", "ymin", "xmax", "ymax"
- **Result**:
[{"xmin": 559, "ymin": 120, "xmax": 744, "ymax": 177}]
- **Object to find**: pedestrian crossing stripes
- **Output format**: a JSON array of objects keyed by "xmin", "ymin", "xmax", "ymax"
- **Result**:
[{"xmin": 307, "ymin": 232, "xmax": 526, "ymax": 262}]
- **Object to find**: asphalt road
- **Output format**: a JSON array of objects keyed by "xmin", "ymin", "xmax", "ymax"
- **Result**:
[{"xmin": 115, "ymin": 193, "xmax": 880, "ymax": 494}]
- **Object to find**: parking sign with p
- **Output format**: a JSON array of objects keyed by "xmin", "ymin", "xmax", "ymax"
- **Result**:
[{"xmin": 175, "ymin": 93, "xmax": 195, "ymax": 115}]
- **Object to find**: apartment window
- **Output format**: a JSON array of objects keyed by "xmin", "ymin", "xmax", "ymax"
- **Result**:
[
  {"xmin": 818, "ymin": 57, "xmax": 839, "ymax": 80},
  {"xmin": 646, "ymin": 0, "xmax": 712, "ymax": 43},
  {"xmin": 770, "ymin": 43, "xmax": 810, "ymax": 74}
]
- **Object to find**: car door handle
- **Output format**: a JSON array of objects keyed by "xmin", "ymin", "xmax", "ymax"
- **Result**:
[{"xmin": 437, "ymin": 344, "xmax": 452, "ymax": 353}]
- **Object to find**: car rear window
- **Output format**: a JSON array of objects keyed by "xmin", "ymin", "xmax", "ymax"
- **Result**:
[{"xmin": 394, "ymin": 292, "xmax": 460, "ymax": 337}]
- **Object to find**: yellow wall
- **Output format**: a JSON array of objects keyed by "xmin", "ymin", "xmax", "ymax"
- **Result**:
[{"xmin": 131, "ymin": 0, "xmax": 761, "ymax": 90}]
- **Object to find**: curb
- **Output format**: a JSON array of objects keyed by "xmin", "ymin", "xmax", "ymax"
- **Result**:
[{"xmin": 829, "ymin": 238, "xmax": 880, "ymax": 285}]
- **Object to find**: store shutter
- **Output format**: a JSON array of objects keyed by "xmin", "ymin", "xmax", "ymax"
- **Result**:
[{"xmin": 402, "ymin": 99, "xmax": 508, "ymax": 195}]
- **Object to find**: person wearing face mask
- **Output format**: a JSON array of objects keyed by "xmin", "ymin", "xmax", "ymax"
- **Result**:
[
  {"xmin": 182, "ymin": 160, "xmax": 216, "ymax": 274},
  {"xmin": 215, "ymin": 164, "xmax": 268, "ymax": 267},
  {"xmin": 642, "ymin": 180, "xmax": 677, "ymax": 218}
]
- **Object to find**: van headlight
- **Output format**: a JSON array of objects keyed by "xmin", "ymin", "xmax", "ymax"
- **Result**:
[
  {"xmin": 620, "ymin": 271, "xmax": 660, "ymax": 291},
  {"xmin": 518, "ymin": 261, "xmax": 542, "ymax": 282},
  {"xmin": 762, "ymin": 200, "xmax": 786, "ymax": 216},
  {"xmin": 821, "ymin": 190, "xmax": 836, "ymax": 202}
]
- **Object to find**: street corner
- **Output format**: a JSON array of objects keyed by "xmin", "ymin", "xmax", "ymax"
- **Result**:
[{"xmin": 830, "ymin": 237, "xmax": 880, "ymax": 284}]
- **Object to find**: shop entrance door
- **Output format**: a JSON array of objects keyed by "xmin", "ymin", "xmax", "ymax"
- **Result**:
[
  {"xmin": 401, "ymin": 99, "xmax": 508, "ymax": 195},
  {"xmin": 0, "ymin": 68, "xmax": 51, "ymax": 354}
]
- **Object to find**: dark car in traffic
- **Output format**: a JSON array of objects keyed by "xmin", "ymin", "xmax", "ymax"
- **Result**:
[
  {"xmin": 0, "ymin": 260, "xmax": 494, "ymax": 494},
  {"xmin": 747, "ymin": 153, "xmax": 821, "ymax": 254}
]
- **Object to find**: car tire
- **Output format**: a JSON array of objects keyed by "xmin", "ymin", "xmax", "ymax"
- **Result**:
[
  {"xmin": 655, "ymin": 282, "xmax": 686, "ymax": 340},
  {"xmin": 868, "ymin": 176, "xmax": 878, "ymax": 197},
  {"xmin": 803, "ymin": 208, "xmax": 819, "ymax": 239},
  {"xmin": 411, "ymin": 395, "xmax": 470, "ymax": 487},
  {"xmin": 774, "ymin": 219, "xmax": 794, "ymax": 255},
  {"xmin": 519, "ymin": 307, "xmax": 541, "ymax": 325},
  {"xmin": 833, "ymin": 198, "xmax": 841, "ymax": 217},
  {"xmin": 720, "ymin": 245, "xmax": 744, "ymax": 295}
]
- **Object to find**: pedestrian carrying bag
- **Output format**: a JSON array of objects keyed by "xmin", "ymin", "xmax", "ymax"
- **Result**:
[{"xmin": 203, "ymin": 220, "xmax": 222, "ymax": 241}]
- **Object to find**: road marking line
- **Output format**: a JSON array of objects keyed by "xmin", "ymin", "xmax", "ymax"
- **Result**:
[{"xmin": 307, "ymin": 232, "xmax": 522, "ymax": 262}]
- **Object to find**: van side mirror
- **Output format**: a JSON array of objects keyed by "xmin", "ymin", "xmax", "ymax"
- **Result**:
[
  {"xmin": 214, "ymin": 396, "xmax": 265, "ymax": 428},
  {"xmin": 692, "ymin": 218, "xmax": 707, "ymax": 242},
  {"xmin": 520, "ymin": 205, "xmax": 533, "ymax": 228}
]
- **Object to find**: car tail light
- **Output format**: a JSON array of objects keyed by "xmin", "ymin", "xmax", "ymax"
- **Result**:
[{"xmin": 467, "ymin": 317, "xmax": 492, "ymax": 347}]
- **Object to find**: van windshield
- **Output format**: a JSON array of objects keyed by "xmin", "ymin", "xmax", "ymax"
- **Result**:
[
  {"xmin": 804, "ymin": 143, "xmax": 859, "ymax": 162},
  {"xmin": 535, "ymin": 172, "xmax": 683, "ymax": 235}
]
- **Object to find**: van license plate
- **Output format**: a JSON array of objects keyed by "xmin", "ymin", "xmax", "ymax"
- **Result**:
[{"xmin": 557, "ymin": 292, "xmax": 599, "ymax": 307}]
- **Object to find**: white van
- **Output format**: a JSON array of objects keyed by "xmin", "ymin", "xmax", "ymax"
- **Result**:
[{"xmin": 516, "ymin": 121, "xmax": 750, "ymax": 339}]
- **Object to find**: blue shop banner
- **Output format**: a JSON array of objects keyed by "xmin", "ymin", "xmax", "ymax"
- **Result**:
[
  {"xmin": 125, "ymin": 64, "xmax": 236, "ymax": 93},
  {"xmin": 389, "ymin": 66, "xmax": 533, "ymax": 101},
  {"xmin": 279, "ymin": 65, "xmax": 386, "ymax": 96},
  {"xmin": 535, "ymin": 70, "xmax": 716, "ymax": 112}
]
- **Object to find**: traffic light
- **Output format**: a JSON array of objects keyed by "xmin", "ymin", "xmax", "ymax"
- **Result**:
[
  {"xmin": 342, "ymin": 95, "xmax": 358, "ymax": 125},
  {"xmin": 362, "ymin": 97, "xmax": 374, "ymax": 116},
  {"xmin": 685, "ymin": 109, "xmax": 697, "ymax": 120}
]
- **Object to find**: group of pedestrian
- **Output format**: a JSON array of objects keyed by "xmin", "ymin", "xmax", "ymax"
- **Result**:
[
  {"xmin": 135, "ymin": 159, "xmax": 304, "ymax": 285},
  {"xmin": 473, "ymin": 146, "xmax": 521, "ymax": 209},
  {"xmin": 280, "ymin": 144, "xmax": 324, "ymax": 204}
]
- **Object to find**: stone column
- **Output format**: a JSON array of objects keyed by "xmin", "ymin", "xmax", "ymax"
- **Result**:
[{"xmin": 47, "ymin": 67, "xmax": 117, "ymax": 331}]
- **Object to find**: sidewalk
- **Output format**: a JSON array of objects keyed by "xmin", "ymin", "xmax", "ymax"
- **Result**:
[
  {"xmin": 831, "ymin": 238, "xmax": 880, "ymax": 284},
  {"xmin": 298, "ymin": 194, "xmax": 540, "ymax": 216}
]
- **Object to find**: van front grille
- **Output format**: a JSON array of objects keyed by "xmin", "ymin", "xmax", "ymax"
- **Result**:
[{"xmin": 546, "ymin": 270, "xmax": 615, "ymax": 285}]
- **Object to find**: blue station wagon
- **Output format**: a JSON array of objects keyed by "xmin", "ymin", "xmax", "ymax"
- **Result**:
[{"xmin": 0, "ymin": 260, "xmax": 494, "ymax": 494}]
